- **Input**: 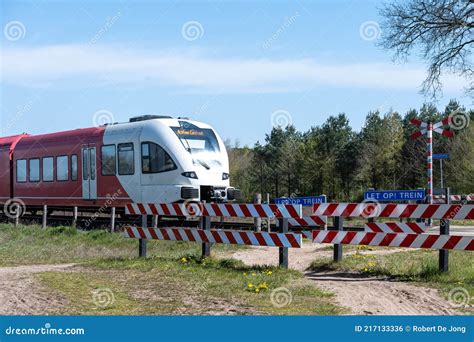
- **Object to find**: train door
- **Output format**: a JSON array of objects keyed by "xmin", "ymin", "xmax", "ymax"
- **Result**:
[{"xmin": 81, "ymin": 145, "xmax": 97, "ymax": 199}]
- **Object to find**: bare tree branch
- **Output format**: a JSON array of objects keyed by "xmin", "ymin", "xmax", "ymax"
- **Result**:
[{"xmin": 379, "ymin": 0, "xmax": 473, "ymax": 98}]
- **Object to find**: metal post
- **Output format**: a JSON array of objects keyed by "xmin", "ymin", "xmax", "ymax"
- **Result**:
[
  {"xmin": 72, "ymin": 206, "xmax": 78, "ymax": 228},
  {"xmin": 333, "ymin": 216, "xmax": 343, "ymax": 262},
  {"xmin": 439, "ymin": 159, "xmax": 444, "ymax": 188},
  {"xmin": 139, "ymin": 214, "xmax": 147, "ymax": 258},
  {"xmin": 278, "ymin": 218, "xmax": 289, "ymax": 268},
  {"xmin": 439, "ymin": 188, "xmax": 450, "ymax": 272},
  {"xmin": 427, "ymin": 123, "xmax": 433, "ymax": 204},
  {"xmin": 110, "ymin": 207, "xmax": 116, "ymax": 232},
  {"xmin": 416, "ymin": 188, "xmax": 424, "ymax": 223},
  {"xmin": 201, "ymin": 215, "xmax": 211, "ymax": 257},
  {"xmin": 42, "ymin": 204, "xmax": 47, "ymax": 229},
  {"xmin": 254, "ymin": 193, "xmax": 262, "ymax": 232},
  {"xmin": 367, "ymin": 189, "xmax": 375, "ymax": 224},
  {"xmin": 14, "ymin": 211, "xmax": 19, "ymax": 228},
  {"xmin": 266, "ymin": 193, "xmax": 271, "ymax": 232}
]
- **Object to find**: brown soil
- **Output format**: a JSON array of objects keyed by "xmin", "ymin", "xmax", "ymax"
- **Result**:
[
  {"xmin": 228, "ymin": 242, "xmax": 460, "ymax": 315},
  {"xmin": 0, "ymin": 264, "xmax": 74, "ymax": 315}
]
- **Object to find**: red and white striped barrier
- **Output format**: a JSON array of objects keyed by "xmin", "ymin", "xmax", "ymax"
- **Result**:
[
  {"xmin": 289, "ymin": 216, "xmax": 327, "ymax": 227},
  {"xmin": 294, "ymin": 231, "xmax": 314, "ymax": 240},
  {"xmin": 365, "ymin": 222, "xmax": 427, "ymax": 234},
  {"xmin": 275, "ymin": 216, "xmax": 327, "ymax": 228},
  {"xmin": 126, "ymin": 202, "xmax": 302, "ymax": 218},
  {"xmin": 123, "ymin": 226, "xmax": 302, "ymax": 248},
  {"xmin": 312, "ymin": 231, "xmax": 474, "ymax": 251},
  {"xmin": 313, "ymin": 203, "xmax": 474, "ymax": 220},
  {"xmin": 433, "ymin": 195, "xmax": 474, "ymax": 203}
]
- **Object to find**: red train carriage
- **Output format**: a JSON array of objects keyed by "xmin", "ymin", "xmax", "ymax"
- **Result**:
[{"xmin": 0, "ymin": 115, "xmax": 239, "ymax": 217}]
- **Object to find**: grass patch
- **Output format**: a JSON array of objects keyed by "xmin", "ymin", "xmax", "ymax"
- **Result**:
[
  {"xmin": 1, "ymin": 223, "xmax": 341, "ymax": 315},
  {"xmin": 37, "ymin": 271, "xmax": 150, "ymax": 315},
  {"xmin": 37, "ymin": 255, "xmax": 341, "ymax": 315},
  {"xmin": 310, "ymin": 248, "xmax": 474, "ymax": 311},
  {"xmin": 0, "ymin": 224, "xmax": 243, "ymax": 266}
]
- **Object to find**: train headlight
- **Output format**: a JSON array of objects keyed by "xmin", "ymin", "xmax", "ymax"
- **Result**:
[
  {"xmin": 181, "ymin": 171, "xmax": 198, "ymax": 179},
  {"xmin": 222, "ymin": 172, "xmax": 230, "ymax": 180}
]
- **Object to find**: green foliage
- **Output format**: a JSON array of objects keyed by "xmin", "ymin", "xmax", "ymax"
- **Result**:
[
  {"xmin": 47, "ymin": 226, "xmax": 78, "ymax": 237},
  {"xmin": 227, "ymin": 101, "xmax": 473, "ymax": 200}
]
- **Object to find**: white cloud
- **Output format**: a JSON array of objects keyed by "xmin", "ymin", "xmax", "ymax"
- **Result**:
[{"xmin": 0, "ymin": 44, "xmax": 467, "ymax": 93}]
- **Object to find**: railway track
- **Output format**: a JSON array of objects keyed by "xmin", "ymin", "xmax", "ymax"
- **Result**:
[
  {"xmin": 1, "ymin": 206, "xmax": 366, "ymax": 232},
  {"xmin": 0, "ymin": 210, "xmax": 268, "ymax": 231}
]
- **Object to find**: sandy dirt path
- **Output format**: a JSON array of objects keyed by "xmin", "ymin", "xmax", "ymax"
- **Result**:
[
  {"xmin": 228, "ymin": 242, "xmax": 459, "ymax": 315},
  {"xmin": 0, "ymin": 264, "xmax": 74, "ymax": 315}
]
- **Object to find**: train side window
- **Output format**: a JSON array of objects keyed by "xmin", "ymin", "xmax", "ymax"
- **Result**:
[
  {"xmin": 57, "ymin": 155, "xmax": 69, "ymax": 181},
  {"xmin": 29, "ymin": 158, "xmax": 40, "ymax": 182},
  {"xmin": 141, "ymin": 142, "xmax": 177, "ymax": 173},
  {"xmin": 101, "ymin": 145, "xmax": 116, "ymax": 175},
  {"xmin": 71, "ymin": 154, "xmax": 78, "ymax": 181},
  {"xmin": 16, "ymin": 159, "xmax": 27, "ymax": 183},
  {"xmin": 118, "ymin": 143, "xmax": 134, "ymax": 175},
  {"xmin": 42, "ymin": 157, "xmax": 54, "ymax": 181}
]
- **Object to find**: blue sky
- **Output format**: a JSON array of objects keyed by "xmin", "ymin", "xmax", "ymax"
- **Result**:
[{"xmin": 1, "ymin": 0, "xmax": 471, "ymax": 146}]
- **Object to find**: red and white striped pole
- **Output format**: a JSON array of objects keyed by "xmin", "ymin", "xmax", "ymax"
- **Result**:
[{"xmin": 427, "ymin": 122, "xmax": 433, "ymax": 204}]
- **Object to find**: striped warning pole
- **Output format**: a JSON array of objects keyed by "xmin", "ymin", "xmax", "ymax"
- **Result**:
[
  {"xmin": 410, "ymin": 116, "xmax": 454, "ymax": 206},
  {"xmin": 427, "ymin": 122, "xmax": 433, "ymax": 205}
]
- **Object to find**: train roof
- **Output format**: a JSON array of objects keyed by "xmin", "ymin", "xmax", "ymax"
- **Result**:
[
  {"xmin": 0, "ymin": 134, "xmax": 28, "ymax": 146},
  {"xmin": 1, "ymin": 116, "xmax": 213, "ymax": 147},
  {"xmin": 16, "ymin": 127, "xmax": 105, "ymax": 146},
  {"xmin": 0, "ymin": 134, "xmax": 29, "ymax": 160}
]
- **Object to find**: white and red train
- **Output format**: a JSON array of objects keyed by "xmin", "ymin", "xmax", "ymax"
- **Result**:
[{"xmin": 0, "ymin": 115, "xmax": 240, "ymax": 213}]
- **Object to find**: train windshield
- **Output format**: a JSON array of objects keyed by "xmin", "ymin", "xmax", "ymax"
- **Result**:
[{"xmin": 171, "ymin": 121, "xmax": 222, "ymax": 167}]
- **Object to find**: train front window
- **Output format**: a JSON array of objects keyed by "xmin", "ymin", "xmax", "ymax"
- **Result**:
[
  {"xmin": 141, "ymin": 142, "xmax": 177, "ymax": 173},
  {"xmin": 171, "ymin": 121, "xmax": 222, "ymax": 167}
]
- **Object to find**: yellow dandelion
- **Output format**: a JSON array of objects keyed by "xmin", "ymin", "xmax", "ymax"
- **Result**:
[
  {"xmin": 255, "ymin": 288, "xmax": 260, "ymax": 293},
  {"xmin": 247, "ymin": 283, "xmax": 254, "ymax": 288}
]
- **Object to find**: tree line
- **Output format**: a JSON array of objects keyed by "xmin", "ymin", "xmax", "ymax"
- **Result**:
[{"xmin": 226, "ymin": 100, "xmax": 474, "ymax": 202}]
